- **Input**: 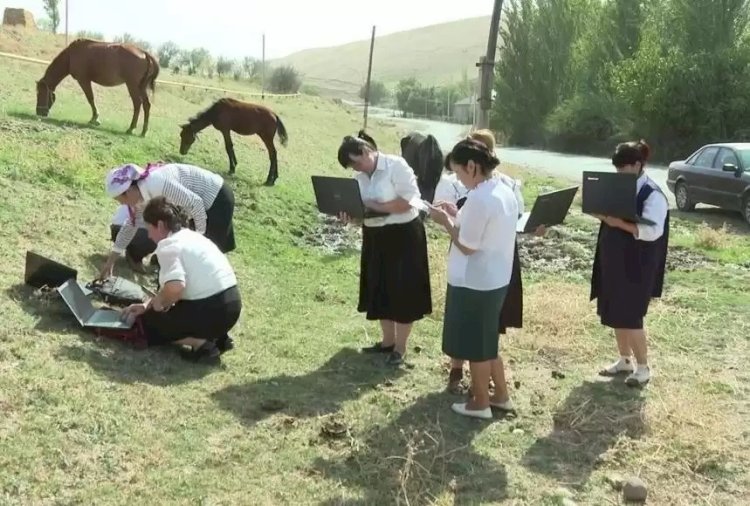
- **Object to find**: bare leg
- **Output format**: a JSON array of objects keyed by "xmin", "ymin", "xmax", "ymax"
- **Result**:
[
  {"xmin": 467, "ymin": 360, "xmax": 491, "ymax": 410},
  {"xmin": 450, "ymin": 358, "xmax": 464, "ymax": 369},
  {"xmin": 139, "ymin": 90, "xmax": 151, "ymax": 137},
  {"xmin": 222, "ymin": 130, "xmax": 237, "ymax": 173},
  {"xmin": 489, "ymin": 357, "xmax": 510, "ymax": 404},
  {"xmin": 77, "ymin": 79, "xmax": 100, "ymax": 125},
  {"xmin": 126, "ymin": 83, "xmax": 142, "ymax": 134},
  {"xmin": 624, "ymin": 328, "xmax": 648, "ymax": 366},
  {"xmin": 379, "ymin": 320, "xmax": 396, "ymax": 348},
  {"xmin": 394, "ymin": 322, "xmax": 412, "ymax": 356},
  {"xmin": 614, "ymin": 329, "xmax": 632, "ymax": 357}
]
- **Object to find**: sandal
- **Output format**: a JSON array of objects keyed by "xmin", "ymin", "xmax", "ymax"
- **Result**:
[
  {"xmin": 217, "ymin": 335, "xmax": 235, "ymax": 354},
  {"xmin": 361, "ymin": 342, "xmax": 395, "ymax": 354},
  {"xmin": 179, "ymin": 341, "xmax": 221, "ymax": 365}
]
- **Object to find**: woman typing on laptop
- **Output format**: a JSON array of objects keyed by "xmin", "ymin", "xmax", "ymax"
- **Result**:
[
  {"xmin": 335, "ymin": 133, "xmax": 432, "ymax": 366},
  {"xmin": 590, "ymin": 140, "xmax": 669, "ymax": 387},
  {"xmin": 120, "ymin": 197, "xmax": 242, "ymax": 364}
]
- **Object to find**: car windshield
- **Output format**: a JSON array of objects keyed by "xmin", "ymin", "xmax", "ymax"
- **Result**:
[{"xmin": 740, "ymin": 149, "xmax": 750, "ymax": 169}]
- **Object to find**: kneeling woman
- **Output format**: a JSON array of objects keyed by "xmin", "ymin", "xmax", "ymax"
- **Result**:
[
  {"xmin": 121, "ymin": 197, "xmax": 242, "ymax": 364},
  {"xmin": 429, "ymin": 139, "xmax": 518, "ymax": 419}
]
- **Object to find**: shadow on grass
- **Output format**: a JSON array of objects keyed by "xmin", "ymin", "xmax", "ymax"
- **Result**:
[
  {"xmin": 521, "ymin": 379, "xmax": 646, "ymax": 487},
  {"xmin": 212, "ymin": 347, "xmax": 404, "ymax": 428},
  {"xmin": 313, "ymin": 391, "xmax": 509, "ymax": 505},
  {"xmin": 7, "ymin": 110, "xmax": 134, "ymax": 137},
  {"xmin": 673, "ymin": 206, "xmax": 749, "ymax": 235}
]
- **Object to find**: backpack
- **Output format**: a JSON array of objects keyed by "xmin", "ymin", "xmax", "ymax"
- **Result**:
[
  {"xmin": 85, "ymin": 277, "xmax": 154, "ymax": 307},
  {"xmin": 91, "ymin": 314, "xmax": 149, "ymax": 349}
]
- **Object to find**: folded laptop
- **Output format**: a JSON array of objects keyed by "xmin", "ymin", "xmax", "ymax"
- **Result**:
[
  {"xmin": 581, "ymin": 171, "xmax": 655, "ymax": 225},
  {"xmin": 311, "ymin": 176, "xmax": 389, "ymax": 220},
  {"xmin": 57, "ymin": 279, "xmax": 133, "ymax": 330},
  {"xmin": 516, "ymin": 186, "xmax": 579, "ymax": 233},
  {"xmin": 24, "ymin": 251, "xmax": 94, "ymax": 295}
]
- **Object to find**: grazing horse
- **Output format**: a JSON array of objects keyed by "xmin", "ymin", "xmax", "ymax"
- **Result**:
[
  {"xmin": 179, "ymin": 98, "xmax": 289, "ymax": 186},
  {"xmin": 35, "ymin": 39, "xmax": 160, "ymax": 136}
]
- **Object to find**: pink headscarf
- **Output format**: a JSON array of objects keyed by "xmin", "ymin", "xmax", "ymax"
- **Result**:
[{"xmin": 104, "ymin": 161, "xmax": 167, "ymax": 224}]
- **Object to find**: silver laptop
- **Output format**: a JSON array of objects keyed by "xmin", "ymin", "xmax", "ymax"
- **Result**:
[{"xmin": 57, "ymin": 279, "xmax": 133, "ymax": 329}]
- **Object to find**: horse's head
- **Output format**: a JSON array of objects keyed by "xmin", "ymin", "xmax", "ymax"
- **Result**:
[
  {"xmin": 416, "ymin": 135, "xmax": 444, "ymax": 203},
  {"xmin": 35, "ymin": 80, "xmax": 56, "ymax": 117},
  {"xmin": 179, "ymin": 124, "xmax": 196, "ymax": 155}
]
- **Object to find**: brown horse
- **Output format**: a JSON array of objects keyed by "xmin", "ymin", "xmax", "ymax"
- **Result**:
[
  {"xmin": 35, "ymin": 39, "xmax": 160, "ymax": 136},
  {"xmin": 179, "ymin": 98, "xmax": 289, "ymax": 186}
]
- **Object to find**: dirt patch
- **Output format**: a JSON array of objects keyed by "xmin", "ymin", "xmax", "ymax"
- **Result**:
[{"xmin": 298, "ymin": 214, "xmax": 361, "ymax": 255}]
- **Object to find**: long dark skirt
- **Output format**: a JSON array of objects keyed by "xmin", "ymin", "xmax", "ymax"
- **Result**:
[
  {"xmin": 110, "ymin": 225, "xmax": 157, "ymax": 263},
  {"xmin": 498, "ymin": 241, "xmax": 523, "ymax": 334},
  {"xmin": 205, "ymin": 182, "xmax": 236, "ymax": 253},
  {"xmin": 142, "ymin": 286, "xmax": 242, "ymax": 346},
  {"xmin": 443, "ymin": 284, "xmax": 508, "ymax": 362},
  {"xmin": 359, "ymin": 218, "xmax": 432, "ymax": 323}
]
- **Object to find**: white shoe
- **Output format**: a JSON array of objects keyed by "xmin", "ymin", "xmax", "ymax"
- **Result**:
[
  {"xmin": 599, "ymin": 357, "xmax": 634, "ymax": 376},
  {"xmin": 490, "ymin": 398, "xmax": 515, "ymax": 411},
  {"xmin": 451, "ymin": 402, "xmax": 493, "ymax": 420},
  {"xmin": 625, "ymin": 366, "xmax": 650, "ymax": 387}
]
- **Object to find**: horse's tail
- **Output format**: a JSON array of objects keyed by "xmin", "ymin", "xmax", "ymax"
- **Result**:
[
  {"xmin": 141, "ymin": 51, "xmax": 160, "ymax": 99},
  {"xmin": 275, "ymin": 114, "xmax": 288, "ymax": 147}
]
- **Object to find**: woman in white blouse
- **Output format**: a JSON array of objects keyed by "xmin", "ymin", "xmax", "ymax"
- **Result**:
[
  {"xmin": 100, "ymin": 161, "xmax": 236, "ymax": 278},
  {"xmin": 120, "ymin": 197, "xmax": 242, "ymax": 364},
  {"xmin": 429, "ymin": 138, "xmax": 518, "ymax": 419},
  {"xmin": 336, "ymin": 134, "xmax": 432, "ymax": 366}
]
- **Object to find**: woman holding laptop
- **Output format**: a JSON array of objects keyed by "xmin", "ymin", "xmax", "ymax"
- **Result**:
[
  {"xmin": 590, "ymin": 140, "xmax": 669, "ymax": 387},
  {"xmin": 336, "ymin": 133, "xmax": 432, "ymax": 366}
]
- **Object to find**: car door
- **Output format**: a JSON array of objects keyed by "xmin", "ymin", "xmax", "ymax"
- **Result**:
[
  {"xmin": 709, "ymin": 148, "xmax": 744, "ymax": 210},
  {"xmin": 689, "ymin": 146, "xmax": 721, "ymax": 204}
]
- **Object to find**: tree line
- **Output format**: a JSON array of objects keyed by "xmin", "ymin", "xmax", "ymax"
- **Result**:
[{"xmin": 492, "ymin": 0, "xmax": 750, "ymax": 162}]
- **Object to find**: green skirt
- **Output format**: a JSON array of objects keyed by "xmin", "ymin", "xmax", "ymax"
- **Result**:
[{"xmin": 442, "ymin": 284, "xmax": 508, "ymax": 362}]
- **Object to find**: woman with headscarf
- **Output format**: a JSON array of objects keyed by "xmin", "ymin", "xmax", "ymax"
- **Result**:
[{"xmin": 100, "ymin": 162, "xmax": 236, "ymax": 278}]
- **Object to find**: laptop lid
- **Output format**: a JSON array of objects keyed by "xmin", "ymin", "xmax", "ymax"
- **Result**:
[
  {"xmin": 582, "ymin": 171, "xmax": 639, "ymax": 220},
  {"xmin": 519, "ymin": 186, "xmax": 579, "ymax": 233},
  {"xmin": 24, "ymin": 251, "xmax": 78, "ymax": 289},
  {"xmin": 311, "ymin": 176, "xmax": 388, "ymax": 220},
  {"xmin": 57, "ymin": 278, "xmax": 96, "ymax": 325}
]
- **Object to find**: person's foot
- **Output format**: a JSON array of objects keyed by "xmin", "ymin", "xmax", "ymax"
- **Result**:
[
  {"xmin": 385, "ymin": 351, "xmax": 404, "ymax": 366},
  {"xmin": 447, "ymin": 367, "xmax": 463, "ymax": 394},
  {"xmin": 179, "ymin": 341, "xmax": 221, "ymax": 365},
  {"xmin": 361, "ymin": 342, "xmax": 395, "ymax": 354},
  {"xmin": 598, "ymin": 357, "xmax": 634, "ymax": 376},
  {"xmin": 217, "ymin": 335, "xmax": 235, "ymax": 354},
  {"xmin": 451, "ymin": 402, "xmax": 492, "ymax": 420},
  {"xmin": 625, "ymin": 365, "xmax": 650, "ymax": 387},
  {"xmin": 489, "ymin": 396, "xmax": 515, "ymax": 411}
]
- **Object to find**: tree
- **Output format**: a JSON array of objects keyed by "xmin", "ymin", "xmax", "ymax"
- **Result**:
[
  {"xmin": 268, "ymin": 65, "xmax": 302, "ymax": 93},
  {"xmin": 158, "ymin": 41, "xmax": 180, "ymax": 68},
  {"xmin": 395, "ymin": 78, "xmax": 420, "ymax": 112},
  {"xmin": 216, "ymin": 57, "xmax": 235, "ymax": 78},
  {"xmin": 359, "ymin": 80, "xmax": 389, "ymax": 106},
  {"xmin": 42, "ymin": 0, "xmax": 60, "ymax": 34}
]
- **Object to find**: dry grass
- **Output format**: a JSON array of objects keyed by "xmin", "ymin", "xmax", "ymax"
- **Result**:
[{"xmin": 695, "ymin": 223, "xmax": 730, "ymax": 250}]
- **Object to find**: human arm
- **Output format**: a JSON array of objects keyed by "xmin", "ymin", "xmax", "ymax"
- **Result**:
[
  {"xmin": 161, "ymin": 178, "xmax": 208, "ymax": 234},
  {"xmin": 429, "ymin": 197, "xmax": 491, "ymax": 256},
  {"xmin": 149, "ymin": 243, "xmax": 187, "ymax": 311},
  {"xmin": 635, "ymin": 190, "xmax": 668, "ymax": 241},
  {"xmin": 365, "ymin": 157, "xmax": 420, "ymax": 214},
  {"xmin": 100, "ymin": 209, "xmax": 139, "ymax": 279}
]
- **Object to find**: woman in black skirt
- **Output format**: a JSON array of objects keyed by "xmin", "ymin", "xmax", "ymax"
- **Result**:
[
  {"xmin": 101, "ymin": 161, "xmax": 236, "ymax": 279},
  {"xmin": 429, "ymin": 139, "xmax": 518, "ymax": 419},
  {"xmin": 120, "ymin": 197, "xmax": 242, "ymax": 364},
  {"xmin": 591, "ymin": 140, "xmax": 669, "ymax": 387},
  {"xmin": 337, "ymin": 134, "xmax": 432, "ymax": 366}
]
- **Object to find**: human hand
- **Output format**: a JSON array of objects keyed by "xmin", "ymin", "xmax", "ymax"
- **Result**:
[
  {"xmin": 98, "ymin": 255, "xmax": 116, "ymax": 281},
  {"xmin": 121, "ymin": 303, "xmax": 147, "ymax": 323},
  {"xmin": 433, "ymin": 200, "xmax": 458, "ymax": 217},
  {"xmin": 429, "ymin": 206, "xmax": 451, "ymax": 227}
]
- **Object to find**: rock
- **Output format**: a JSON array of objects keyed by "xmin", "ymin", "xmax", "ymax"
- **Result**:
[
  {"xmin": 551, "ymin": 370, "xmax": 566, "ymax": 380},
  {"xmin": 514, "ymin": 380, "xmax": 522, "ymax": 389},
  {"xmin": 623, "ymin": 477, "xmax": 648, "ymax": 503},
  {"xmin": 512, "ymin": 428, "xmax": 525, "ymax": 435}
]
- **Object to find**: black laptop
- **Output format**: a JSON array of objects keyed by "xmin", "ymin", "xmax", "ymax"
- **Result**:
[
  {"xmin": 24, "ymin": 251, "xmax": 78, "ymax": 288},
  {"xmin": 517, "ymin": 186, "xmax": 579, "ymax": 233},
  {"xmin": 311, "ymin": 176, "xmax": 389, "ymax": 220},
  {"xmin": 582, "ymin": 171, "xmax": 655, "ymax": 225}
]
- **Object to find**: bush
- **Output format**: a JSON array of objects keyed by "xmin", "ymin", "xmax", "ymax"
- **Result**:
[{"xmin": 268, "ymin": 66, "xmax": 302, "ymax": 94}]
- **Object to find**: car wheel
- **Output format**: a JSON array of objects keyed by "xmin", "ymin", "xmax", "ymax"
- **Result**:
[
  {"xmin": 675, "ymin": 182, "xmax": 695, "ymax": 211},
  {"xmin": 743, "ymin": 195, "xmax": 750, "ymax": 225}
]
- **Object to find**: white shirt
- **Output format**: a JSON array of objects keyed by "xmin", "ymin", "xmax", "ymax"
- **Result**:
[
  {"xmin": 636, "ymin": 173, "xmax": 669, "ymax": 242},
  {"xmin": 156, "ymin": 228, "xmax": 237, "ymax": 300},
  {"xmin": 354, "ymin": 153, "xmax": 420, "ymax": 227},
  {"xmin": 112, "ymin": 163, "xmax": 224, "ymax": 254},
  {"xmin": 111, "ymin": 205, "xmax": 145, "ymax": 228},
  {"xmin": 447, "ymin": 178, "xmax": 518, "ymax": 290},
  {"xmin": 433, "ymin": 173, "xmax": 468, "ymax": 205},
  {"xmin": 496, "ymin": 172, "xmax": 525, "ymax": 218}
]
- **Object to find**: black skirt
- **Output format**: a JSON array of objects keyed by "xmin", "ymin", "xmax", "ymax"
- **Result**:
[
  {"xmin": 498, "ymin": 241, "xmax": 523, "ymax": 334},
  {"xmin": 110, "ymin": 225, "xmax": 157, "ymax": 263},
  {"xmin": 142, "ymin": 286, "xmax": 242, "ymax": 346},
  {"xmin": 358, "ymin": 218, "xmax": 432, "ymax": 323},
  {"xmin": 205, "ymin": 182, "xmax": 236, "ymax": 253}
]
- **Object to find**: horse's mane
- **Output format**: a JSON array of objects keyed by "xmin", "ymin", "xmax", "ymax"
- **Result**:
[{"xmin": 185, "ymin": 100, "xmax": 221, "ymax": 127}]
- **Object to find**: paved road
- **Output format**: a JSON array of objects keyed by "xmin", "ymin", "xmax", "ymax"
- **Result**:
[{"xmin": 367, "ymin": 111, "xmax": 674, "ymax": 205}]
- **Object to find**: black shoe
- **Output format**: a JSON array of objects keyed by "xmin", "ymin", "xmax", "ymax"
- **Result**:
[
  {"xmin": 361, "ymin": 342, "xmax": 395, "ymax": 354},
  {"xmin": 217, "ymin": 335, "xmax": 235, "ymax": 354},
  {"xmin": 149, "ymin": 255, "xmax": 160, "ymax": 267},
  {"xmin": 179, "ymin": 341, "xmax": 220, "ymax": 365},
  {"xmin": 385, "ymin": 351, "xmax": 404, "ymax": 366}
]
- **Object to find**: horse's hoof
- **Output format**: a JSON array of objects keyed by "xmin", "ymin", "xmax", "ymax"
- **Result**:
[
  {"xmin": 90, "ymin": 120, "xmax": 101, "ymax": 126},
  {"xmin": 126, "ymin": 129, "xmax": 134, "ymax": 135}
]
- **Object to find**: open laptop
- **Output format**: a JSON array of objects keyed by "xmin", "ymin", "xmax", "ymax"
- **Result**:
[
  {"xmin": 311, "ymin": 176, "xmax": 389, "ymax": 220},
  {"xmin": 582, "ymin": 171, "xmax": 655, "ymax": 225},
  {"xmin": 516, "ymin": 186, "xmax": 579, "ymax": 233},
  {"xmin": 24, "ymin": 251, "xmax": 78, "ymax": 288},
  {"xmin": 57, "ymin": 279, "xmax": 133, "ymax": 329}
]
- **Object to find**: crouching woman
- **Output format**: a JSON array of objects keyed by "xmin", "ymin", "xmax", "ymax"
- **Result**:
[{"xmin": 121, "ymin": 197, "xmax": 242, "ymax": 364}]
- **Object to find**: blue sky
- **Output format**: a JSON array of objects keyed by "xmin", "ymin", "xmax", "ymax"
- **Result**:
[{"xmin": 3, "ymin": 0, "xmax": 493, "ymax": 59}]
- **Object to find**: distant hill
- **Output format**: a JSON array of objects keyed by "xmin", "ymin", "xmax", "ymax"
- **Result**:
[{"xmin": 273, "ymin": 16, "xmax": 491, "ymax": 99}]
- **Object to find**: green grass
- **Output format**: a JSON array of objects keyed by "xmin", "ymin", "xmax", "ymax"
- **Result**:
[{"xmin": 1, "ymin": 33, "xmax": 750, "ymax": 505}]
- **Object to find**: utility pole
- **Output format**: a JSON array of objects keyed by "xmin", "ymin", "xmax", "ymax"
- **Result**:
[
  {"xmin": 363, "ymin": 25, "xmax": 376, "ymax": 130},
  {"xmin": 475, "ymin": 0, "xmax": 504, "ymax": 129},
  {"xmin": 65, "ymin": 0, "xmax": 69, "ymax": 46},
  {"xmin": 261, "ymin": 33, "xmax": 266, "ymax": 99}
]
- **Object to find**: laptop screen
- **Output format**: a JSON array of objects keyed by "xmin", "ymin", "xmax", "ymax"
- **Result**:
[
  {"xmin": 58, "ymin": 279, "xmax": 96, "ymax": 323},
  {"xmin": 24, "ymin": 251, "xmax": 77, "ymax": 288}
]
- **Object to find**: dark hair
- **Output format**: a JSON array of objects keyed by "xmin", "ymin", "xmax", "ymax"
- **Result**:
[
  {"xmin": 445, "ymin": 138, "xmax": 500, "ymax": 175},
  {"xmin": 612, "ymin": 139, "xmax": 651, "ymax": 169},
  {"xmin": 357, "ymin": 129, "xmax": 378, "ymax": 149},
  {"xmin": 337, "ymin": 133, "xmax": 376, "ymax": 168},
  {"xmin": 143, "ymin": 196, "xmax": 189, "ymax": 232}
]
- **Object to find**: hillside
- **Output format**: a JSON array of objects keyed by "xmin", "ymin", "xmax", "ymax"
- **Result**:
[{"xmin": 274, "ymin": 16, "xmax": 491, "ymax": 99}]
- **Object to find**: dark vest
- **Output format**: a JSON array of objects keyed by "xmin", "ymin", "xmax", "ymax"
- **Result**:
[{"xmin": 590, "ymin": 183, "xmax": 670, "ymax": 310}]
